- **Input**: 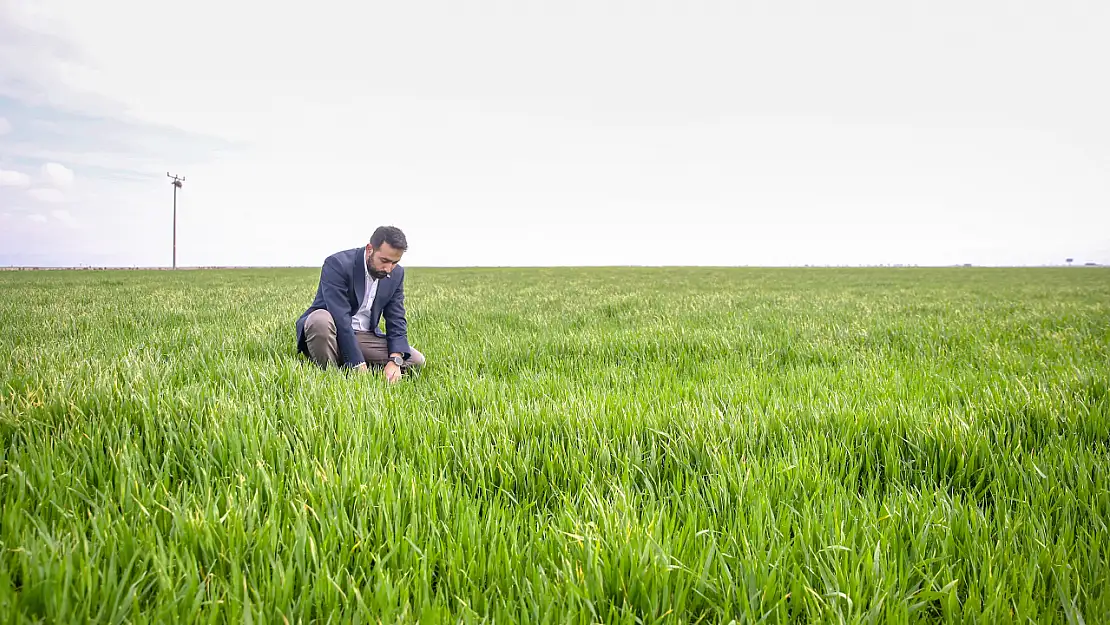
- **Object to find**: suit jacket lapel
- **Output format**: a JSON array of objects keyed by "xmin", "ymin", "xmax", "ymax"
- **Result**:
[
  {"xmin": 352, "ymin": 248, "xmax": 366, "ymax": 309},
  {"xmin": 371, "ymin": 274, "xmax": 394, "ymax": 322}
]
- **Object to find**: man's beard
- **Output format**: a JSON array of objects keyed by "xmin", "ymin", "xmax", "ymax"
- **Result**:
[{"xmin": 367, "ymin": 259, "xmax": 389, "ymax": 280}]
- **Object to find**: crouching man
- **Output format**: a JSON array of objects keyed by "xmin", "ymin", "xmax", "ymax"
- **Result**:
[{"xmin": 295, "ymin": 225, "xmax": 425, "ymax": 383}]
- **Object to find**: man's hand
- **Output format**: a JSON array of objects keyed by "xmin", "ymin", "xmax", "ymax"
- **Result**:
[
  {"xmin": 354, "ymin": 363, "xmax": 368, "ymax": 372},
  {"xmin": 383, "ymin": 362, "xmax": 402, "ymax": 384}
]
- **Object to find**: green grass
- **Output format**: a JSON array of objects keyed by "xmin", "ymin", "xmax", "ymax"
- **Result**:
[{"xmin": 1, "ymin": 266, "xmax": 1108, "ymax": 623}]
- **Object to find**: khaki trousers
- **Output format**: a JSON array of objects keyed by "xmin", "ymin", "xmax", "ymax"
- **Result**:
[{"xmin": 302, "ymin": 309, "xmax": 425, "ymax": 369}]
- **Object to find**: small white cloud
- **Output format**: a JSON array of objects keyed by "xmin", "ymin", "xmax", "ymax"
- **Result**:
[
  {"xmin": 42, "ymin": 162, "xmax": 75, "ymax": 187},
  {"xmin": 50, "ymin": 209, "xmax": 78, "ymax": 227},
  {"xmin": 28, "ymin": 188, "xmax": 66, "ymax": 203},
  {"xmin": 27, "ymin": 214, "xmax": 49, "ymax": 223},
  {"xmin": 0, "ymin": 169, "xmax": 31, "ymax": 187},
  {"xmin": 0, "ymin": 117, "xmax": 10, "ymax": 135}
]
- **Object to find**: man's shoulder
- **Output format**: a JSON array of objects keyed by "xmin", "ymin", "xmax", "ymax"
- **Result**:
[{"xmin": 323, "ymin": 247, "xmax": 362, "ymax": 268}]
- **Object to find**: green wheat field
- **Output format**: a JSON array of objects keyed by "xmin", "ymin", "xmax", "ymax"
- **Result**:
[{"xmin": 1, "ymin": 266, "xmax": 1108, "ymax": 623}]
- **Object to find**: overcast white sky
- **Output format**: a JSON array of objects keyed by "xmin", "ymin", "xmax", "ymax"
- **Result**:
[{"xmin": 1, "ymin": 0, "xmax": 1108, "ymax": 267}]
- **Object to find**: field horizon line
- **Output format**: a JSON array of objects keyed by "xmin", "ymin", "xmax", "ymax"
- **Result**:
[{"xmin": 1, "ymin": 263, "xmax": 1104, "ymax": 272}]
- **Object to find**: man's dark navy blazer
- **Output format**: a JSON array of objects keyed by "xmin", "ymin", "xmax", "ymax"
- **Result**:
[{"xmin": 295, "ymin": 246, "xmax": 411, "ymax": 368}]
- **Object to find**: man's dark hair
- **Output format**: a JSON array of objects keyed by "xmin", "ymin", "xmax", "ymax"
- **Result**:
[{"xmin": 370, "ymin": 225, "xmax": 408, "ymax": 251}]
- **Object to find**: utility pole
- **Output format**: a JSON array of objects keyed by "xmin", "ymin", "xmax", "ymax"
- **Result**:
[{"xmin": 167, "ymin": 173, "xmax": 184, "ymax": 269}]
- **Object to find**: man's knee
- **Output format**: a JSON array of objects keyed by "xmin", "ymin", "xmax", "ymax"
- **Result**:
[
  {"xmin": 302, "ymin": 309, "xmax": 339, "ymax": 367},
  {"xmin": 406, "ymin": 347, "xmax": 426, "ymax": 368},
  {"xmin": 305, "ymin": 309, "xmax": 335, "ymax": 334}
]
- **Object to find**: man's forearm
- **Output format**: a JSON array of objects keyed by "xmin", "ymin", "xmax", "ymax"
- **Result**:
[{"xmin": 333, "ymin": 316, "xmax": 365, "ymax": 367}]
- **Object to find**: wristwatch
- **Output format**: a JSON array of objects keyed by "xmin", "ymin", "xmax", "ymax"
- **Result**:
[{"xmin": 389, "ymin": 355, "xmax": 405, "ymax": 367}]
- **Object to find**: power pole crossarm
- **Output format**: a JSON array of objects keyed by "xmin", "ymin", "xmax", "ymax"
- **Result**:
[{"xmin": 167, "ymin": 173, "xmax": 185, "ymax": 269}]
